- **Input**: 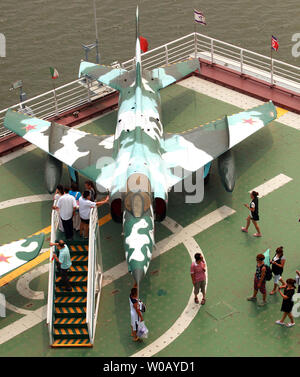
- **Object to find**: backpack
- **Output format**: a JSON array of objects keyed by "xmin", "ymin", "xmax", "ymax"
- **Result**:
[
  {"xmin": 139, "ymin": 300, "xmax": 146, "ymax": 313},
  {"xmin": 264, "ymin": 264, "xmax": 273, "ymax": 281}
]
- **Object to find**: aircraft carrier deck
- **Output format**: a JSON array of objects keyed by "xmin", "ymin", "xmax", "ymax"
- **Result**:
[{"xmin": 0, "ymin": 33, "xmax": 300, "ymax": 357}]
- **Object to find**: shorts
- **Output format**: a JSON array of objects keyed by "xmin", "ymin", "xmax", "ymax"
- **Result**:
[
  {"xmin": 254, "ymin": 277, "xmax": 266, "ymax": 294},
  {"xmin": 251, "ymin": 215, "xmax": 259, "ymax": 221},
  {"xmin": 194, "ymin": 280, "xmax": 206, "ymax": 295},
  {"xmin": 273, "ymin": 274, "xmax": 281, "ymax": 284},
  {"xmin": 80, "ymin": 218, "xmax": 90, "ymax": 225}
]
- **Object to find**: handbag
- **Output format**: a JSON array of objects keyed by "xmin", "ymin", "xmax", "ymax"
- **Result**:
[{"xmin": 137, "ymin": 321, "xmax": 148, "ymax": 339}]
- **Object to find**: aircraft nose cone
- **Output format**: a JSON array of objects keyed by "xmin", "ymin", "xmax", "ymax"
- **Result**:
[{"xmin": 132, "ymin": 268, "xmax": 144, "ymax": 286}]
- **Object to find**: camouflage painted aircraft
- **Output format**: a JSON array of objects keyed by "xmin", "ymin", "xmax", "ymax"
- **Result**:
[{"xmin": 4, "ymin": 7, "xmax": 277, "ymax": 286}]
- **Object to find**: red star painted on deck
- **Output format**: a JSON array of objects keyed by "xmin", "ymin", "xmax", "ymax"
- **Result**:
[
  {"xmin": 0, "ymin": 254, "xmax": 11, "ymax": 263},
  {"xmin": 243, "ymin": 118, "xmax": 256, "ymax": 125},
  {"xmin": 23, "ymin": 124, "xmax": 36, "ymax": 132}
]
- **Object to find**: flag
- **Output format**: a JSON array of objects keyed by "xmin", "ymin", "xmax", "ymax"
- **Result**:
[
  {"xmin": 263, "ymin": 249, "xmax": 270, "ymax": 267},
  {"xmin": 194, "ymin": 9, "xmax": 206, "ymax": 25},
  {"xmin": 49, "ymin": 67, "xmax": 59, "ymax": 79},
  {"xmin": 139, "ymin": 36, "xmax": 148, "ymax": 53},
  {"xmin": 271, "ymin": 35, "xmax": 279, "ymax": 51}
]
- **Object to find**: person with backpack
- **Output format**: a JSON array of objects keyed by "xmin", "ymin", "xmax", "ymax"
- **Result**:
[
  {"xmin": 270, "ymin": 246, "xmax": 286, "ymax": 295},
  {"xmin": 247, "ymin": 253, "xmax": 271, "ymax": 306}
]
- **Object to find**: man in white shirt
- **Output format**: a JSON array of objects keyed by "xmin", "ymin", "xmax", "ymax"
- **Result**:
[{"xmin": 53, "ymin": 187, "xmax": 77, "ymax": 240}]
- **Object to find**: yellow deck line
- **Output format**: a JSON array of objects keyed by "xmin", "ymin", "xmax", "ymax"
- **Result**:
[
  {"xmin": 0, "ymin": 212, "xmax": 112, "ymax": 287},
  {"xmin": 0, "ymin": 250, "xmax": 50, "ymax": 288}
]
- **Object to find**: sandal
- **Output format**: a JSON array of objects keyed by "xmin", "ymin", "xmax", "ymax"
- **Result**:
[
  {"xmin": 253, "ymin": 233, "xmax": 262, "ymax": 237},
  {"xmin": 201, "ymin": 298, "xmax": 206, "ymax": 305},
  {"xmin": 285, "ymin": 323, "xmax": 295, "ymax": 328},
  {"xmin": 241, "ymin": 227, "xmax": 248, "ymax": 233},
  {"xmin": 194, "ymin": 297, "xmax": 199, "ymax": 304}
]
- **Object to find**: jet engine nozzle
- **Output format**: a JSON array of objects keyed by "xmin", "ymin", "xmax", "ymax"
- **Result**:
[
  {"xmin": 44, "ymin": 154, "xmax": 62, "ymax": 194},
  {"xmin": 218, "ymin": 149, "xmax": 236, "ymax": 192}
]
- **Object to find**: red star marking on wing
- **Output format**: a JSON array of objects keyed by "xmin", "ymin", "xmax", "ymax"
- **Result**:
[
  {"xmin": 0, "ymin": 254, "xmax": 11, "ymax": 263},
  {"xmin": 243, "ymin": 118, "xmax": 256, "ymax": 125},
  {"xmin": 23, "ymin": 124, "xmax": 36, "ymax": 132}
]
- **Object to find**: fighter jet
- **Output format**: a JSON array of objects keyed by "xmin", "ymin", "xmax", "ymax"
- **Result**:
[{"xmin": 4, "ymin": 7, "xmax": 277, "ymax": 285}]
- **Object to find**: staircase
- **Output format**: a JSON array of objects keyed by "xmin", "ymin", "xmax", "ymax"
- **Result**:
[{"xmin": 51, "ymin": 241, "xmax": 92, "ymax": 347}]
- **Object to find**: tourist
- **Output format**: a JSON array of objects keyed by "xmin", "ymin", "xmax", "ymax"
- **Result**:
[
  {"xmin": 53, "ymin": 187, "xmax": 77, "ymax": 241},
  {"xmin": 296, "ymin": 270, "xmax": 300, "ymax": 293},
  {"xmin": 190, "ymin": 253, "xmax": 206, "ymax": 304},
  {"xmin": 53, "ymin": 184, "xmax": 64, "ymax": 232},
  {"xmin": 247, "ymin": 253, "xmax": 267, "ymax": 306},
  {"xmin": 276, "ymin": 278, "xmax": 296, "ymax": 327},
  {"xmin": 129, "ymin": 286, "xmax": 143, "ymax": 341},
  {"xmin": 79, "ymin": 191, "xmax": 109, "ymax": 238},
  {"xmin": 270, "ymin": 246, "xmax": 286, "ymax": 295},
  {"xmin": 69, "ymin": 182, "xmax": 81, "ymax": 232},
  {"xmin": 50, "ymin": 240, "xmax": 72, "ymax": 291},
  {"xmin": 241, "ymin": 191, "xmax": 262, "ymax": 237},
  {"xmin": 85, "ymin": 180, "xmax": 96, "ymax": 202},
  {"xmin": 53, "ymin": 184, "xmax": 64, "ymax": 201}
]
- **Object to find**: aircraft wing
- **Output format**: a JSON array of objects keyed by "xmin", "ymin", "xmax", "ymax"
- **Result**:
[
  {"xmin": 4, "ymin": 109, "xmax": 116, "ymax": 190},
  {"xmin": 79, "ymin": 61, "xmax": 135, "ymax": 91},
  {"xmin": 0, "ymin": 234, "xmax": 45, "ymax": 280},
  {"xmin": 161, "ymin": 101, "xmax": 277, "ymax": 188},
  {"xmin": 150, "ymin": 58, "xmax": 200, "ymax": 90}
]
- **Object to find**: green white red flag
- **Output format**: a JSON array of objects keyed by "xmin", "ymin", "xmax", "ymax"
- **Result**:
[{"xmin": 49, "ymin": 67, "xmax": 59, "ymax": 79}]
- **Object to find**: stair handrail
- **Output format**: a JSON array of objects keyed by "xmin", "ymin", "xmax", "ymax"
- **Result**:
[
  {"xmin": 86, "ymin": 205, "xmax": 98, "ymax": 343},
  {"xmin": 46, "ymin": 199, "xmax": 60, "ymax": 345}
]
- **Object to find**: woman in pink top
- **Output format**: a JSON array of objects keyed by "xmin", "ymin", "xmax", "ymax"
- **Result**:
[{"xmin": 190, "ymin": 253, "xmax": 206, "ymax": 305}]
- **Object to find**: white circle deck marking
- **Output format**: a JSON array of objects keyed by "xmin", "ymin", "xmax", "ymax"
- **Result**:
[
  {"xmin": 0, "ymin": 194, "xmax": 52, "ymax": 210},
  {"xmin": 16, "ymin": 264, "xmax": 48, "ymax": 300}
]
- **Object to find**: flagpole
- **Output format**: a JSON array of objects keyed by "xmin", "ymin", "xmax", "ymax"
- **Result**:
[
  {"xmin": 194, "ymin": 15, "xmax": 197, "ymax": 58},
  {"xmin": 93, "ymin": 0, "xmax": 100, "ymax": 64},
  {"xmin": 270, "ymin": 35, "xmax": 274, "ymax": 86},
  {"xmin": 52, "ymin": 80, "xmax": 59, "ymax": 116}
]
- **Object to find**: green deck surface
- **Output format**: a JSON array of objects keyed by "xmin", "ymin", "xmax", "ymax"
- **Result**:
[{"xmin": 1, "ymin": 82, "xmax": 300, "ymax": 356}]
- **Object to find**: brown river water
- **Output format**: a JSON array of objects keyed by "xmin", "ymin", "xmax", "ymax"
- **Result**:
[{"xmin": 0, "ymin": 0, "xmax": 299, "ymax": 110}]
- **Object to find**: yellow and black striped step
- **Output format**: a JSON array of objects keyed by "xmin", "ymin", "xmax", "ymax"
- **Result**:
[
  {"xmin": 53, "ymin": 327, "xmax": 89, "ymax": 339},
  {"xmin": 69, "ymin": 265, "xmax": 88, "ymax": 274},
  {"xmin": 54, "ymin": 317, "xmax": 87, "ymax": 328},
  {"xmin": 55, "ymin": 306, "xmax": 86, "ymax": 318},
  {"xmin": 55, "ymin": 285, "xmax": 87, "ymax": 297},
  {"xmin": 55, "ymin": 295, "xmax": 87, "ymax": 307},
  {"xmin": 69, "ymin": 245, "xmax": 89, "ymax": 256},
  {"xmin": 55, "ymin": 275, "xmax": 87, "ymax": 286},
  {"xmin": 51, "ymin": 338, "xmax": 92, "ymax": 348},
  {"xmin": 71, "ymin": 255, "xmax": 88, "ymax": 265}
]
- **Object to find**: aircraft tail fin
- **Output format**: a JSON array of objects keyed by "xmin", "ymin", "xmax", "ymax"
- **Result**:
[{"xmin": 135, "ymin": 6, "xmax": 142, "ymax": 88}]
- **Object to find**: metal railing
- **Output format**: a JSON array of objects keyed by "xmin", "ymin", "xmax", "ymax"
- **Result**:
[
  {"xmin": 0, "ymin": 78, "xmax": 114, "ymax": 139},
  {"xmin": 194, "ymin": 33, "xmax": 300, "ymax": 92},
  {"xmin": 46, "ymin": 199, "xmax": 59, "ymax": 345},
  {"xmin": 1, "ymin": 32, "xmax": 300, "ymax": 140},
  {"xmin": 86, "ymin": 205, "xmax": 102, "ymax": 344}
]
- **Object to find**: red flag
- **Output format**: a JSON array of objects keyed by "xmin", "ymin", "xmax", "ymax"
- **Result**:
[
  {"xmin": 139, "ymin": 36, "xmax": 148, "ymax": 53},
  {"xmin": 271, "ymin": 36, "xmax": 279, "ymax": 51}
]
